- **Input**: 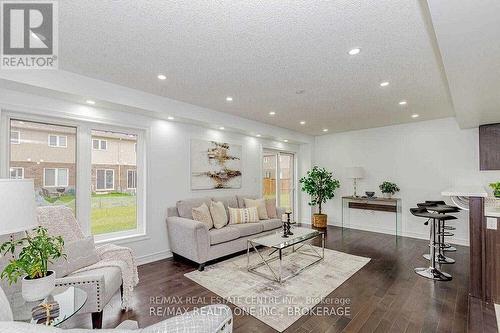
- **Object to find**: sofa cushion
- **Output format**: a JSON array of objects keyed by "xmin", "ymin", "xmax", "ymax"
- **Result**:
[
  {"xmin": 236, "ymin": 194, "xmax": 258, "ymax": 208},
  {"xmin": 228, "ymin": 207, "xmax": 259, "ymax": 224},
  {"xmin": 209, "ymin": 227, "xmax": 240, "ymax": 245},
  {"xmin": 244, "ymin": 198, "xmax": 269, "ymax": 220},
  {"xmin": 176, "ymin": 198, "xmax": 211, "ymax": 219},
  {"xmin": 192, "ymin": 203, "xmax": 214, "ymax": 229},
  {"xmin": 210, "ymin": 201, "xmax": 228, "ymax": 229},
  {"xmin": 229, "ymin": 222, "xmax": 263, "ymax": 237},
  {"xmin": 265, "ymin": 199, "xmax": 278, "ymax": 219},
  {"xmin": 260, "ymin": 219, "xmax": 283, "ymax": 231},
  {"xmin": 49, "ymin": 236, "xmax": 100, "ymax": 278}
]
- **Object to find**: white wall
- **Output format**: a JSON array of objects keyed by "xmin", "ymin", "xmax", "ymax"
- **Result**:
[
  {"xmin": 0, "ymin": 87, "xmax": 311, "ymax": 264},
  {"xmin": 314, "ymin": 117, "xmax": 500, "ymax": 245}
]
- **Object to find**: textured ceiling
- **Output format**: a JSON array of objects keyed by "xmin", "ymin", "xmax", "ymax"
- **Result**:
[{"xmin": 56, "ymin": 0, "xmax": 455, "ymax": 134}]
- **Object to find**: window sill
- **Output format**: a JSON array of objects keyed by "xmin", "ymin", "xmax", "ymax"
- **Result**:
[{"xmin": 94, "ymin": 232, "xmax": 149, "ymax": 245}]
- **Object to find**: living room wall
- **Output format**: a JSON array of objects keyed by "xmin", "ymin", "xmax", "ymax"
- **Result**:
[
  {"xmin": 313, "ymin": 117, "xmax": 500, "ymax": 245},
  {"xmin": 0, "ymin": 84, "xmax": 312, "ymax": 264}
]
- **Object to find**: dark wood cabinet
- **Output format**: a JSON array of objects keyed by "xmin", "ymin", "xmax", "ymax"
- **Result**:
[{"xmin": 479, "ymin": 123, "xmax": 500, "ymax": 170}]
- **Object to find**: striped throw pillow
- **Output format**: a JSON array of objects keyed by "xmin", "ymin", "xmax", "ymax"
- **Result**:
[{"xmin": 228, "ymin": 207, "xmax": 259, "ymax": 224}]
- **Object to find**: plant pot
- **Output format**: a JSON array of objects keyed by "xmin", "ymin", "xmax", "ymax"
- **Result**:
[
  {"xmin": 312, "ymin": 213, "xmax": 327, "ymax": 228},
  {"xmin": 382, "ymin": 192, "xmax": 393, "ymax": 199},
  {"xmin": 22, "ymin": 270, "xmax": 55, "ymax": 302}
]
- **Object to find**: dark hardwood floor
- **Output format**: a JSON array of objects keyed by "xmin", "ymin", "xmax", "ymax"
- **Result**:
[{"xmin": 103, "ymin": 226, "xmax": 498, "ymax": 333}]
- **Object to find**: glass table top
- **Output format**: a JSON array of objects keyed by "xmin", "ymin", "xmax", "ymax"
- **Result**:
[
  {"xmin": 12, "ymin": 286, "xmax": 87, "ymax": 327},
  {"xmin": 249, "ymin": 226, "xmax": 323, "ymax": 249}
]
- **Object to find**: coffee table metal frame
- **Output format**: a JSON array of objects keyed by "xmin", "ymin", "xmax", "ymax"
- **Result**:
[{"xmin": 246, "ymin": 228, "xmax": 325, "ymax": 283}]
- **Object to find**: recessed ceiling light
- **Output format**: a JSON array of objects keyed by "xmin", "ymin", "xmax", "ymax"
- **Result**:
[
  {"xmin": 86, "ymin": 99, "xmax": 96, "ymax": 105},
  {"xmin": 167, "ymin": 116, "xmax": 174, "ymax": 120},
  {"xmin": 269, "ymin": 111, "xmax": 276, "ymax": 116},
  {"xmin": 296, "ymin": 89, "xmax": 306, "ymax": 95},
  {"xmin": 219, "ymin": 127, "xmax": 225, "ymax": 130},
  {"xmin": 411, "ymin": 114, "xmax": 419, "ymax": 118},
  {"xmin": 399, "ymin": 100, "xmax": 407, "ymax": 106},
  {"xmin": 256, "ymin": 134, "xmax": 261, "ymax": 137},
  {"xmin": 157, "ymin": 74, "xmax": 167, "ymax": 80},
  {"xmin": 300, "ymin": 121, "xmax": 306, "ymax": 125},
  {"xmin": 323, "ymin": 129, "xmax": 329, "ymax": 132},
  {"xmin": 348, "ymin": 48, "xmax": 361, "ymax": 55},
  {"xmin": 225, "ymin": 96, "xmax": 233, "ymax": 102},
  {"xmin": 380, "ymin": 81, "xmax": 390, "ymax": 87},
  {"xmin": 284, "ymin": 139, "xmax": 289, "ymax": 143}
]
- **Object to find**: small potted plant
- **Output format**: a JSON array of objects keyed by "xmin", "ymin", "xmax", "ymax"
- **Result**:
[
  {"xmin": 300, "ymin": 166, "xmax": 340, "ymax": 228},
  {"xmin": 379, "ymin": 181, "xmax": 400, "ymax": 198},
  {"xmin": 490, "ymin": 182, "xmax": 500, "ymax": 198},
  {"xmin": 0, "ymin": 226, "xmax": 65, "ymax": 302}
]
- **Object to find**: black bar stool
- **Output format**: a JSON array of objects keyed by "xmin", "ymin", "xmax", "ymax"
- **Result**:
[{"xmin": 410, "ymin": 207, "xmax": 457, "ymax": 281}]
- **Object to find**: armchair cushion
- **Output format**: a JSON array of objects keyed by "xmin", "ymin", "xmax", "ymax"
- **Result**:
[{"xmin": 49, "ymin": 237, "xmax": 100, "ymax": 278}]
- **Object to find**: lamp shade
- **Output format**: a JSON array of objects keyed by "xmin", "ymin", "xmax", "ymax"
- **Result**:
[
  {"xmin": 0, "ymin": 179, "xmax": 37, "ymax": 235},
  {"xmin": 346, "ymin": 167, "xmax": 365, "ymax": 179}
]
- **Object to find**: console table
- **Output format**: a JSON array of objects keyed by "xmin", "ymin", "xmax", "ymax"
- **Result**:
[{"xmin": 341, "ymin": 196, "xmax": 402, "ymax": 240}]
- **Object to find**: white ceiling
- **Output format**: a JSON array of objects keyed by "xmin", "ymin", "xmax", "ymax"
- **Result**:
[
  {"xmin": 427, "ymin": 0, "xmax": 500, "ymax": 128},
  {"xmin": 54, "ymin": 0, "xmax": 458, "ymax": 135}
]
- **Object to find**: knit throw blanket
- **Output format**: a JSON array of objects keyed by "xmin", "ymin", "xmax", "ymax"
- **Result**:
[{"xmin": 72, "ymin": 244, "xmax": 139, "ymax": 310}]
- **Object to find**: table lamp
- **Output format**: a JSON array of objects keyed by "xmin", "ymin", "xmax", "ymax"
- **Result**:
[
  {"xmin": 0, "ymin": 179, "xmax": 37, "ymax": 235},
  {"xmin": 346, "ymin": 167, "xmax": 365, "ymax": 197}
]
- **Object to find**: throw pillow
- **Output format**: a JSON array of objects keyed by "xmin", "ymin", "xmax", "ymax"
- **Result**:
[
  {"xmin": 192, "ymin": 203, "xmax": 214, "ymax": 229},
  {"xmin": 265, "ymin": 199, "xmax": 278, "ymax": 219},
  {"xmin": 210, "ymin": 201, "xmax": 228, "ymax": 229},
  {"xmin": 228, "ymin": 207, "xmax": 259, "ymax": 224},
  {"xmin": 244, "ymin": 198, "xmax": 269, "ymax": 220},
  {"xmin": 49, "ymin": 236, "xmax": 100, "ymax": 278}
]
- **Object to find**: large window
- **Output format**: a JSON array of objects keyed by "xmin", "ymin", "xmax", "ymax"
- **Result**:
[
  {"xmin": 9, "ymin": 119, "xmax": 77, "ymax": 214},
  {"xmin": 91, "ymin": 130, "xmax": 138, "ymax": 235},
  {"xmin": 262, "ymin": 150, "xmax": 295, "ymax": 216}
]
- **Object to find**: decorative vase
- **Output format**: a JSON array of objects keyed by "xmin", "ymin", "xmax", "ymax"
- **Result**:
[
  {"xmin": 383, "ymin": 192, "xmax": 393, "ymax": 199},
  {"xmin": 22, "ymin": 270, "xmax": 55, "ymax": 302},
  {"xmin": 312, "ymin": 213, "xmax": 327, "ymax": 228}
]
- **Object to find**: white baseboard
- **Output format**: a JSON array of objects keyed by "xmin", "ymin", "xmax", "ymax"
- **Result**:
[{"xmin": 136, "ymin": 249, "xmax": 172, "ymax": 266}]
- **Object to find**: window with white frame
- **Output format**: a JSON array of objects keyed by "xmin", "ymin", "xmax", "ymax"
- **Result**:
[
  {"xmin": 96, "ymin": 169, "xmax": 114, "ymax": 190},
  {"xmin": 10, "ymin": 131, "xmax": 20, "ymax": 144},
  {"xmin": 9, "ymin": 167, "xmax": 24, "ymax": 179},
  {"xmin": 127, "ymin": 170, "xmax": 137, "ymax": 189},
  {"xmin": 48, "ymin": 134, "xmax": 67, "ymax": 147},
  {"xmin": 92, "ymin": 139, "xmax": 107, "ymax": 150},
  {"xmin": 44, "ymin": 168, "xmax": 69, "ymax": 187}
]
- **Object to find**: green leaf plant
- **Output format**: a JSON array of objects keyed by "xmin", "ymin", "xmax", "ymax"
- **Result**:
[
  {"xmin": 379, "ymin": 181, "xmax": 400, "ymax": 195},
  {"xmin": 490, "ymin": 182, "xmax": 500, "ymax": 198},
  {"xmin": 0, "ymin": 226, "xmax": 65, "ymax": 284},
  {"xmin": 299, "ymin": 166, "xmax": 340, "ymax": 215}
]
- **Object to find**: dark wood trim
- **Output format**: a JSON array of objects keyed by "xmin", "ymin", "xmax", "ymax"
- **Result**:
[
  {"xmin": 485, "ymin": 217, "xmax": 500, "ymax": 303},
  {"xmin": 348, "ymin": 202, "xmax": 397, "ymax": 213},
  {"xmin": 479, "ymin": 123, "xmax": 500, "ymax": 170},
  {"xmin": 469, "ymin": 197, "xmax": 485, "ymax": 299}
]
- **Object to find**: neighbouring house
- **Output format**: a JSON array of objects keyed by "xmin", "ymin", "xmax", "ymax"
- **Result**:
[{"xmin": 9, "ymin": 121, "xmax": 137, "ymax": 196}]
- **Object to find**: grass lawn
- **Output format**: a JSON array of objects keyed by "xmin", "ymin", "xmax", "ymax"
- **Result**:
[{"xmin": 91, "ymin": 204, "xmax": 137, "ymax": 235}]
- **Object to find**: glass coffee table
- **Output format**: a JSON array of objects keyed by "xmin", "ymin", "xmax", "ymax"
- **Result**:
[
  {"xmin": 247, "ymin": 226, "xmax": 325, "ymax": 283},
  {"xmin": 12, "ymin": 286, "xmax": 87, "ymax": 327}
]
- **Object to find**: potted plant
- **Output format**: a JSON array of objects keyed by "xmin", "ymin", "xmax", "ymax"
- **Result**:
[
  {"xmin": 379, "ymin": 181, "xmax": 400, "ymax": 198},
  {"xmin": 300, "ymin": 166, "xmax": 340, "ymax": 228},
  {"xmin": 0, "ymin": 226, "xmax": 65, "ymax": 302},
  {"xmin": 490, "ymin": 182, "xmax": 500, "ymax": 198}
]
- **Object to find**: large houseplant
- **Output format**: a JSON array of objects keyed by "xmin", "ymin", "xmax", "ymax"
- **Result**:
[
  {"xmin": 300, "ymin": 166, "xmax": 340, "ymax": 228},
  {"xmin": 490, "ymin": 182, "xmax": 500, "ymax": 198},
  {"xmin": 0, "ymin": 226, "xmax": 65, "ymax": 301}
]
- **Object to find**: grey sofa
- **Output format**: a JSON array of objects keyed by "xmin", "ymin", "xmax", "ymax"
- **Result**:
[{"xmin": 166, "ymin": 195, "xmax": 284, "ymax": 270}]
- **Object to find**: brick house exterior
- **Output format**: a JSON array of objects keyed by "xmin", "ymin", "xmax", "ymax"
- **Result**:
[{"xmin": 10, "ymin": 121, "xmax": 137, "ymax": 194}]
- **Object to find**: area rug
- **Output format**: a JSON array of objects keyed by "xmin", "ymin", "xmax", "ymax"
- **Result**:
[{"xmin": 185, "ymin": 246, "xmax": 370, "ymax": 332}]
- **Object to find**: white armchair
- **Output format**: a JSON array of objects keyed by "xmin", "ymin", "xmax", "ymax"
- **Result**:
[{"xmin": 36, "ymin": 206, "xmax": 137, "ymax": 329}]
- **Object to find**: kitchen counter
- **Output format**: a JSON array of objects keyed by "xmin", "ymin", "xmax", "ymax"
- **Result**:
[{"xmin": 441, "ymin": 186, "xmax": 489, "ymax": 197}]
